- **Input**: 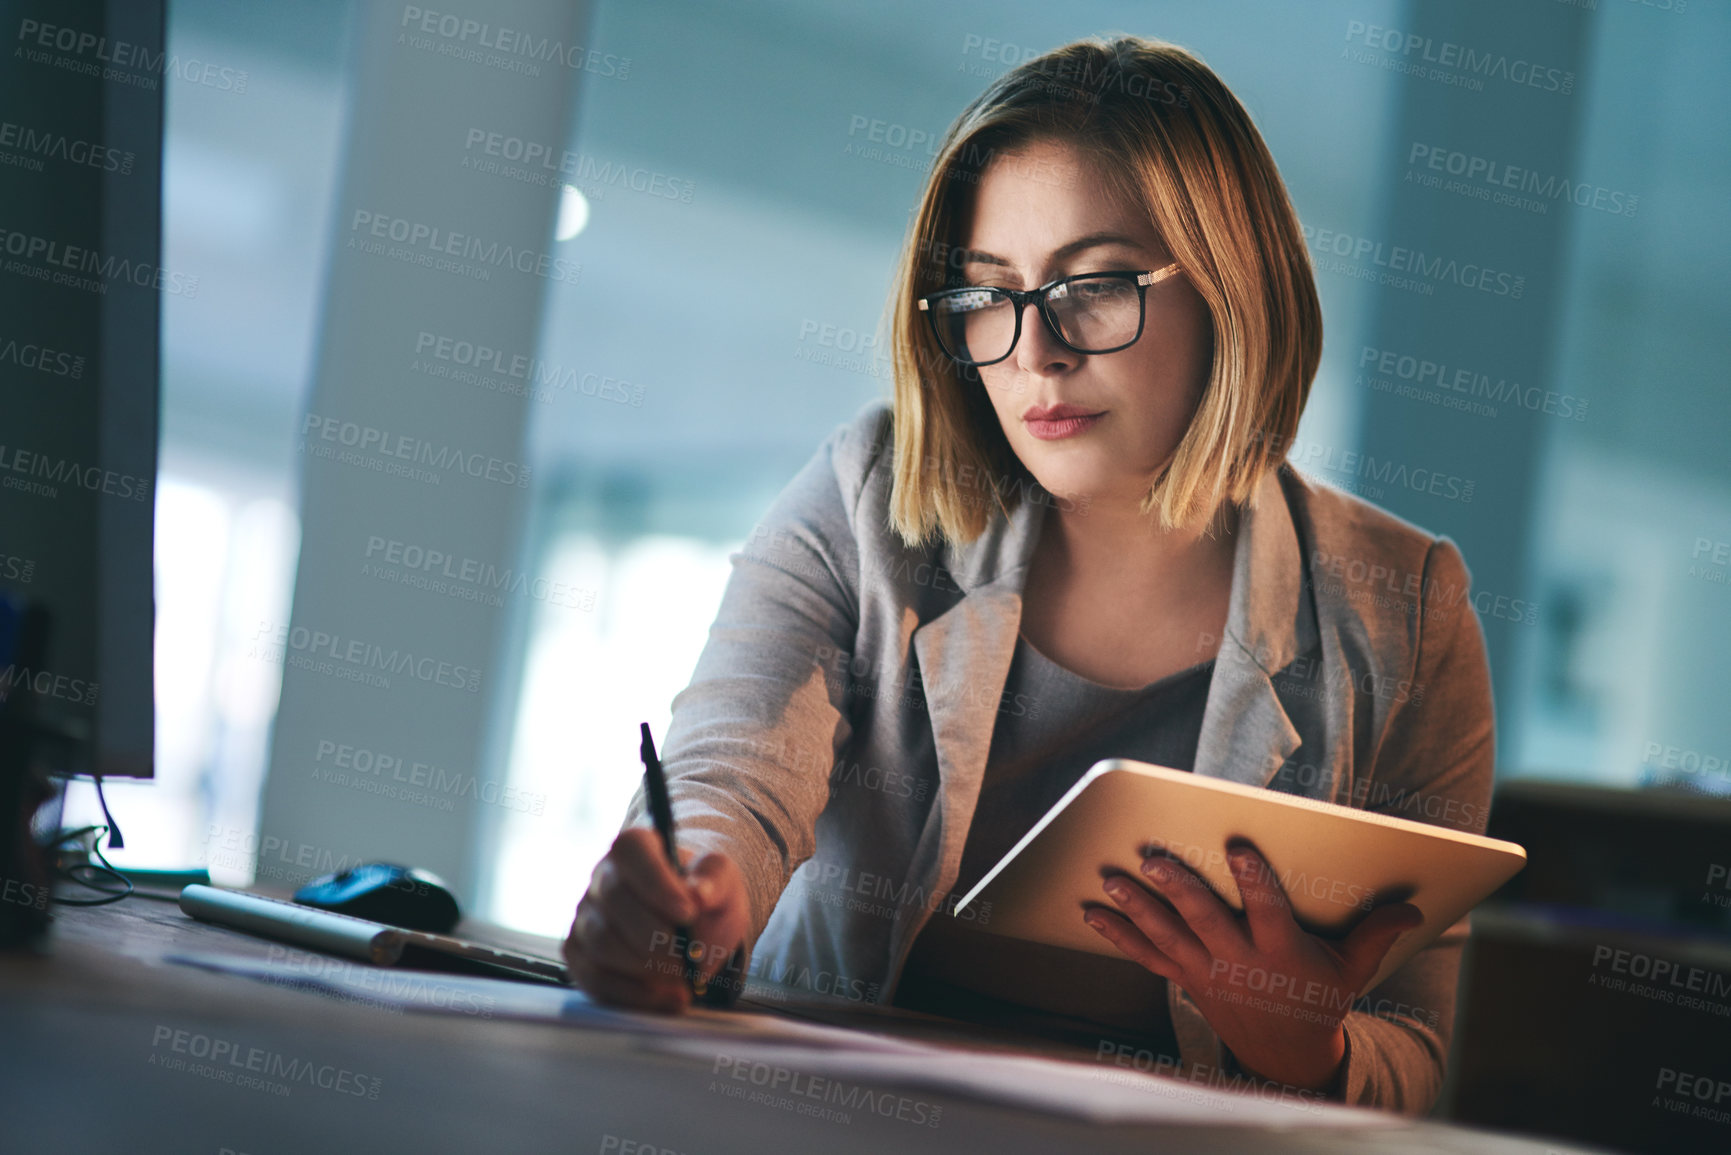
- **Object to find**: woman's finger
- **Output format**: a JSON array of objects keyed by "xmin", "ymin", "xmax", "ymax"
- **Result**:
[
  {"xmin": 1226, "ymin": 840, "xmax": 1298, "ymax": 949},
  {"xmin": 687, "ymin": 854, "xmax": 747, "ymax": 983},
  {"xmin": 1338, "ymin": 901, "xmax": 1424, "ymax": 990},
  {"xmin": 606, "ymin": 828, "xmax": 698, "ymax": 925},
  {"xmin": 599, "ymin": 883, "xmax": 683, "ymax": 967},
  {"xmin": 568, "ymin": 889, "xmax": 684, "ymax": 988},
  {"xmin": 570, "ymin": 898, "xmax": 694, "ymax": 997},
  {"xmin": 1099, "ymin": 874, "xmax": 1210, "ymax": 974},
  {"xmin": 587, "ymin": 903, "xmax": 686, "ymax": 986},
  {"xmin": 1084, "ymin": 905, "xmax": 1184, "ymax": 982},
  {"xmin": 1139, "ymin": 853, "xmax": 1248, "ymax": 959},
  {"xmin": 567, "ymin": 894, "xmax": 612, "ymax": 957},
  {"xmin": 567, "ymin": 950, "xmax": 690, "ymax": 1013}
]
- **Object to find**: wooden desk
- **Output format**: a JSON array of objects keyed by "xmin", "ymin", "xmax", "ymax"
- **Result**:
[{"xmin": 0, "ymin": 896, "xmax": 1610, "ymax": 1155}]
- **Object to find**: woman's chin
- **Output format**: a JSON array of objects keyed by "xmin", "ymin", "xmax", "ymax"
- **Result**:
[{"xmin": 1023, "ymin": 466, "xmax": 1103, "ymax": 506}]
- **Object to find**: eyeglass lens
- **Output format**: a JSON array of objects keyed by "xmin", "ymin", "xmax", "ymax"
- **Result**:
[{"xmin": 929, "ymin": 275, "xmax": 1142, "ymax": 364}]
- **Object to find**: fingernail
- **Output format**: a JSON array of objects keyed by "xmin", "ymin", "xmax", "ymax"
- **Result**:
[
  {"xmin": 1085, "ymin": 914, "xmax": 1106, "ymax": 930},
  {"xmin": 1104, "ymin": 879, "xmax": 1129, "ymax": 900},
  {"xmin": 1143, "ymin": 860, "xmax": 1169, "ymax": 881}
]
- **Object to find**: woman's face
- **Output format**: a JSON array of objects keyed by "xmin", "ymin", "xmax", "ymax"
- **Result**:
[{"xmin": 958, "ymin": 136, "xmax": 1214, "ymax": 512}]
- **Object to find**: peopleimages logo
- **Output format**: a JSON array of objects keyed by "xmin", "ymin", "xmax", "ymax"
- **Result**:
[
  {"xmin": 1407, "ymin": 142, "xmax": 1637, "ymax": 218},
  {"xmin": 347, "ymin": 210, "xmax": 581, "ymax": 285},
  {"xmin": 312, "ymin": 739, "xmax": 545, "ymax": 815},
  {"xmin": 364, "ymin": 534, "xmax": 596, "ymax": 612},
  {"xmin": 1299, "ymin": 224, "xmax": 1524, "ymax": 299},
  {"xmin": 301, "ymin": 413, "xmax": 531, "ymax": 488},
  {"xmin": 0, "ymin": 552, "xmax": 34, "ymax": 584},
  {"xmin": 1358, "ymin": 345, "xmax": 1588, "ymax": 422},
  {"xmin": 0, "ymin": 442, "xmax": 151, "ymax": 501},
  {"xmin": 397, "ymin": 7, "xmax": 630, "ymax": 78},
  {"xmin": 1253, "ymin": 430, "xmax": 1476, "ymax": 505},
  {"xmin": 709, "ymin": 1054, "xmax": 943, "ymax": 1128},
  {"xmin": 1343, "ymin": 21, "xmax": 1574, "ymax": 95},
  {"xmin": 956, "ymin": 34, "xmax": 1190, "ymax": 107},
  {"xmin": 0, "ymin": 120, "xmax": 136, "ymax": 174},
  {"xmin": 14, "ymin": 18, "xmax": 250, "ymax": 92},
  {"xmin": 250, "ymin": 620, "xmax": 482, "ymax": 694},
  {"xmin": 205, "ymin": 827, "xmax": 371, "ymax": 879},
  {"xmin": 0, "ymin": 334, "xmax": 85, "ymax": 378},
  {"xmin": 0, "ymin": 662, "xmax": 98, "ymax": 706},
  {"xmin": 149, "ymin": 1026, "xmax": 381, "ymax": 1100},
  {"xmin": 0, "ymin": 226, "xmax": 199, "ymax": 296},
  {"xmin": 412, "ymin": 331, "xmax": 643, "ymax": 406},
  {"xmin": 462, "ymin": 129, "xmax": 693, "ymax": 202}
]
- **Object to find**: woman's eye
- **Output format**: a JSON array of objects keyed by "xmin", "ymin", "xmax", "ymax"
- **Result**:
[{"xmin": 1075, "ymin": 279, "xmax": 1132, "ymax": 302}]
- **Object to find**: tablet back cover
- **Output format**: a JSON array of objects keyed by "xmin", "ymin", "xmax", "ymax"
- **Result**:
[{"xmin": 958, "ymin": 760, "xmax": 1526, "ymax": 993}]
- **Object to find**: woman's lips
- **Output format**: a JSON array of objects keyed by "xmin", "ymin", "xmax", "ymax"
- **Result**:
[{"xmin": 1025, "ymin": 411, "xmax": 1105, "ymax": 440}]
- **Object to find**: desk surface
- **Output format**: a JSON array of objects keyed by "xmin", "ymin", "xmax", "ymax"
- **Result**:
[{"xmin": 0, "ymin": 895, "xmax": 1610, "ymax": 1155}]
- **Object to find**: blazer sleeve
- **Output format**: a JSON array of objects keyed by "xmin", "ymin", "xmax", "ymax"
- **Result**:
[
  {"xmin": 620, "ymin": 414, "xmax": 876, "ymax": 963},
  {"xmin": 1332, "ymin": 534, "xmax": 1497, "ymax": 1114}
]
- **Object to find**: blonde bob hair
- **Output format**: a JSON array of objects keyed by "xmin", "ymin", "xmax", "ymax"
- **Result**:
[{"xmin": 886, "ymin": 35, "xmax": 1321, "ymax": 548}]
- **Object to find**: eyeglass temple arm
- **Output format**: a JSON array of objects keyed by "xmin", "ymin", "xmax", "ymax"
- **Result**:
[{"xmin": 1138, "ymin": 262, "xmax": 1182, "ymax": 286}]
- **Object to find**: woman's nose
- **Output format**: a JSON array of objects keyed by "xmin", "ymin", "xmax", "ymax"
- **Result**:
[
  {"xmin": 1010, "ymin": 297, "xmax": 1073, "ymax": 375},
  {"xmin": 1013, "ymin": 301, "xmax": 1075, "ymax": 374}
]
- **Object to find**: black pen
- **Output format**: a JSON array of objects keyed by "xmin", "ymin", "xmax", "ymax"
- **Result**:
[{"xmin": 639, "ymin": 722, "xmax": 705, "ymax": 999}]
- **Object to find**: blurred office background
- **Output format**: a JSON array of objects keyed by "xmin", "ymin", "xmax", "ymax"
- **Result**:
[{"xmin": 66, "ymin": 0, "xmax": 1731, "ymax": 940}]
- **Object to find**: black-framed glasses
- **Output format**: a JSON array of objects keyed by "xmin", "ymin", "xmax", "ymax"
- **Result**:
[{"xmin": 916, "ymin": 262, "xmax": 1183, "ymax": 367}]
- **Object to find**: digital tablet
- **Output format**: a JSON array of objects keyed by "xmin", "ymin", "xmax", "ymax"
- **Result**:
[{"xmin": 953, "ymin": 759, "xmax": 1527, "ymax": 994}]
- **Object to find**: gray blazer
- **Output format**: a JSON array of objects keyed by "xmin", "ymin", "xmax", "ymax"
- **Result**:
[{"xmin": 627, "ymin": 400, "xmax": 1495, "ymax": 1116}]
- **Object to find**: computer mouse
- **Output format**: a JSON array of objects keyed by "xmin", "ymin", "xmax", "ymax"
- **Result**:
[{"xmin": 292, "ymin": 862, "xmax": 461, "ymax": 934}]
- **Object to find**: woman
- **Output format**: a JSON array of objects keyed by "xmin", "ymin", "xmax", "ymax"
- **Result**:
[{"xmin": 563, "ymin": 35, "xmax": 1492, "ymax": 1116}]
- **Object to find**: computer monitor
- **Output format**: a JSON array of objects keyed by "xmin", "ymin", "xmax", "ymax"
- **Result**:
[{"xmin": 0, "ymin": 0, "xmax": 162, "ymax": 780}]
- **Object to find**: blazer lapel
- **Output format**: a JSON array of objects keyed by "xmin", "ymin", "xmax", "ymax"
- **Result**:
[
  {"xmin": 899, "ymin": 494, "xmax": 1044, "ymax": 936},
  {"xmin": 908, "ymin": 581, "xmax": 1023, "ymax": 899},
  {"xmin": 1191, "ymin": 466, "xmax": 1313, "ymax": 788}
]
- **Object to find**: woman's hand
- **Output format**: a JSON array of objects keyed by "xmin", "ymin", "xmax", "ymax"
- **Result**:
[
  {"xmin": 1083, "ymin": 839, "xmax": 1421, "ymax": 1093},
  {"xmin": 563, "ymin": 827, "xmax": 751, "ymax": 1013}
]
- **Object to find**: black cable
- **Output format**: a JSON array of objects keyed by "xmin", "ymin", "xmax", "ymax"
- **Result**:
[
  {"xmin": 51, "ymin": 824, "xmax": 135, "ymax": 906},
  {"xmin": 92, "ymin": 774, "xmax": 124, "ymax": 849}
]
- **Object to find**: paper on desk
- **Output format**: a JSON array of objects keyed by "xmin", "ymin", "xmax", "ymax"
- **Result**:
[
  {"xmin": 165, "ymin": 952, "xmax": 1399, "ymax": 1130},
  {"xmin": 651, "ymin": 1039, "xmax": 1400, "ymax": 1130},
  {"xmin": 162, "ymin": 951, "xmax": 926, "ymax": 1054}
]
